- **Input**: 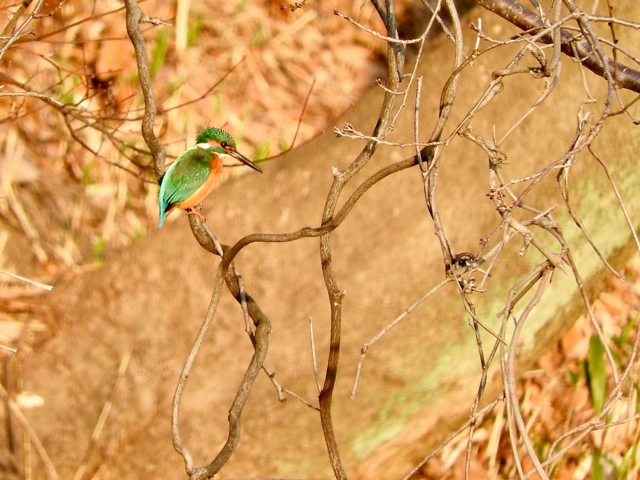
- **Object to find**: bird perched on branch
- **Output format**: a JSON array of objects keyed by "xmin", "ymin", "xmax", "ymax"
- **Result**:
[{"xmin": 158, "ymin": 127, "xmax": 263, "ymax": 227}]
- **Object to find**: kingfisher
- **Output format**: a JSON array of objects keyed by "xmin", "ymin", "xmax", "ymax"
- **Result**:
[{"xmin": 157, "ymin": 127, "xmax": 262, "ymax": 227}]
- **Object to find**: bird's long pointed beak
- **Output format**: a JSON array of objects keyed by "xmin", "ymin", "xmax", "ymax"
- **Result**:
[{"xmin": 230, "ymin": 150, "xmax": 263, "ymax": 173}]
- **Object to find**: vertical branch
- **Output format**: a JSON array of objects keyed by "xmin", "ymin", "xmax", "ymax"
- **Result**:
[
  {"xmin": 317, "ymin": 3, "xmax": 404, "ymax": 477},
  {"xmin": 420, "ymin": 0, "xmax": 464, "ymax": 267},
  {"xmin": 371, "ymin": 0, "xmax": 405, "ymax": 82},
  {"xmin": 199, "ymin": 305, "xmax": 270, "ymax": 479},
  {"xmin": 123, "ymin": 0, "xmax": 169, "ymax": 181},
  {"xmin": 170, "ymin": 219, "xmax": 273, "ymax": 479},
  {"xmin": 171, "ymin": 267, "xmax": 226, "ymax": 475}
]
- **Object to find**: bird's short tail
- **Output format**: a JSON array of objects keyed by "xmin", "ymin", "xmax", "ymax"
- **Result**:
[{"xmin": 158, "ymin": 207, "xmax": 167, "ymax": 228}]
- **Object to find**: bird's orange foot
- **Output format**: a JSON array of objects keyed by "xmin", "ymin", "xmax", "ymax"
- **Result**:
[{"xmin": 185, "ymin": 207, "xmax": 207, "ymax": 223}]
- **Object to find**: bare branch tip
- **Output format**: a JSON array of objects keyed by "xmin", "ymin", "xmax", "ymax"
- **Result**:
[
  {"xmin": 280, "ymin": 0, "xmax": 307, "ymax": 11},
  {"xmin": 140, "ymin": 15, "xmax": 172, "ymax": 27}
]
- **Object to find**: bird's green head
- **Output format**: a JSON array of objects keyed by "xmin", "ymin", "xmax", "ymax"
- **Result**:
[
  {"xmin": 195, "ymin": 127, "xmax": 263, "ymax": 173},
  {"xmin": 195, "ymin": 127, "xmax": 236, "ymax": 150}
]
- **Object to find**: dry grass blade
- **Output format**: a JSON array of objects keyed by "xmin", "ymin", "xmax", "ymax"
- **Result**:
[
  {"xmin": 73, "ymin": 352, "xmax": 131, "ymax": 480},
  {"xmin": 0, "ymin": 269, "xmax": 52, "ymax": 291},
  {"xmin": 0, "ymin": 384, "xmax": 59, "ymax": 480}
]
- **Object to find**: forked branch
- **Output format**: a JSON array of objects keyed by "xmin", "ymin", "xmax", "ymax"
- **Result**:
[{"xmin": 473, "ymin": 0, "xmax": 640, "ymax": 93}]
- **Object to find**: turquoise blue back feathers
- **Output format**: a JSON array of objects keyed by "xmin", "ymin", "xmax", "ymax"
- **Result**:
[{"xmin": 157, "ymin": 147, "xmax": 216, "ymax": 227}]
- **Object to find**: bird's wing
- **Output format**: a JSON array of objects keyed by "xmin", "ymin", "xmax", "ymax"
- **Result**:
[{"xmin": 159, "ymin": 147, "xmax": 212, "ymax": 208}]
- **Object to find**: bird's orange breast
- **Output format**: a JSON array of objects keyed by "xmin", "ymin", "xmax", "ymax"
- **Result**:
[{"xmin": 176, "ymin": 157, "xmax": 224, "ymax": 210}]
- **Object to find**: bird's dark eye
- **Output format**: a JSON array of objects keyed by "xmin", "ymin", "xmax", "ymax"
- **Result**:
[{"xmin": 221, "ymin": 142, "xmax": 229, "ymax": 149}]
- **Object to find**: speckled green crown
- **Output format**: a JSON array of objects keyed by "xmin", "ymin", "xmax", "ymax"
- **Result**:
[{"xmin": 196, "ymin": 127, "xmax": 236, "ymax": 148}]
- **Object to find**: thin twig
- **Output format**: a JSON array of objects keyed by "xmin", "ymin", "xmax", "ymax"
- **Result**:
[
  {"xmin": 351, "ymin": 279, "xmax": 451, "ymax": 399},
  {"xmin": 503, "ymin": 266, "xmax": 553, "ymax": 480},
  {"xmin": 289, "ymin": 77, "xmax": 316, "ymax": 151},
  {"xmin": 402, "ymin": 395, "xmax": 504, "ymax": 480},
  {"xmin": 123, "ymin": 0, "xmax": 167, "ymax": 180},
  {"xmin": 473, "ymin": 0, "xmax": 640, "ymax": 93}
]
